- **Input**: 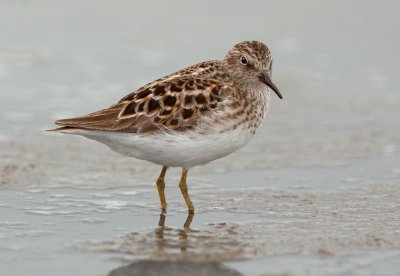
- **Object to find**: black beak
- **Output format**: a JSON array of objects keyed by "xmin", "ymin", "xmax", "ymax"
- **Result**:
[{"xmin": 258, "ymin": 71, "xmax": 283, "ymax": 99}]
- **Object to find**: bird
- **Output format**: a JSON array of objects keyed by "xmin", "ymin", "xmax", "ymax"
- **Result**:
[{"xmin": 50, "ymin": 40, "xmax": 283, "ymax": 214}]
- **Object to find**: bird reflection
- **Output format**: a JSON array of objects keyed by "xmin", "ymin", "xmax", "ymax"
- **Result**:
[
  {"xmin": 157, "ymin": 211, "xmax": 194, "ymax": 228},
  {"xmin": 108, "ymin": 260, "xmax": 242, "ymax": 276},
  {"xmin": 107, "ymin": 212, "xmax": 242, "ymax": 275},
  {"xmin": 155, "ymin": 212, "xmax": 194, "ymax": 253},
  {"xmin": 104, "ymin": 212, "xmax": 244, "ymax": 275}
]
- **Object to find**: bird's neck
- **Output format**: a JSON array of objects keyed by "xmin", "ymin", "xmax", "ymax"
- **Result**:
[{"xmin": 240, "ymin": 87, "xmax": 271, "ymax": 134}]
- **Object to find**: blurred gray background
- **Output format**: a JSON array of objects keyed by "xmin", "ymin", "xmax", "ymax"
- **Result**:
[{"xmin": 1, "ymin": 0, "xmax": 399, "ymax": 171}]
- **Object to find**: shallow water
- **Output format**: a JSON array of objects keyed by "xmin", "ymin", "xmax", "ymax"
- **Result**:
[{"xmin": 1, "ymin": 0, "xmax": 400, "ymax": 275}]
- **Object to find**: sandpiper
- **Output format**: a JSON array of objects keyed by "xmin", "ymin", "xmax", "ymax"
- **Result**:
[{"xmin": 51, "ymin": 40, "xmax": 283, "ymax": 214}]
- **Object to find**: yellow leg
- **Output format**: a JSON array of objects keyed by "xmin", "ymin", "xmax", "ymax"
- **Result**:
[
  {"xmin": 156, "ymin": 166, "xmax": 168, "ymax": 211},
  {"xmin": 183, "ymin": 213, "xmax": 194, "ymax": 229},
  {"xmin": 158, "ymin": 212, "xmax": 166, "ymax": 227},
  {"xmin": 179, "ymin": 168, "xmax": 195, "ymax": 214}
]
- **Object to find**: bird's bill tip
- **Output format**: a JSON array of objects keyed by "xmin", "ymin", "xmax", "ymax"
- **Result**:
[{"xmin": 258, "ymin": 72, "xmax": 283, "ymax": 99}]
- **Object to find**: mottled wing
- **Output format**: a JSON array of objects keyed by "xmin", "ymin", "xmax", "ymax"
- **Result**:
[
  {"xmin": 118, "ymin": 60, "xmax": 225, "ymax": 103},
  {"xmin": 55, "ymin": 76, "xmax": 231, "ymax": 133}
]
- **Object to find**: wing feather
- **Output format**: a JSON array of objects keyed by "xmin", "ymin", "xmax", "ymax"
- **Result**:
[
  {"xmin": 55, "ymin": 75, "xmax": 233, "ymax": 134},
  {"xmin": 55, "ymin": 60, "xmax": 232, "ymax": 133}
]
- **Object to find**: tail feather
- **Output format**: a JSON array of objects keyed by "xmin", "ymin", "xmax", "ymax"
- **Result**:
[
  {"xmin": 50, "ymin": 102, "xmax": 141, "ymax": 133},
  {"xmin": 53, "ymin": 103, "xmax": 130, "ymax": 131},
  {"xmin": 46, "ymin": 126, "xmax": 84, "ymax": 134},
  {"xmin": 55, "ymin": 108, "xmax": 121, "ymax": 126}
]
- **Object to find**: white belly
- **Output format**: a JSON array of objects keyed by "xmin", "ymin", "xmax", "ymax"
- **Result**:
[{"xmin": 73, "ymin": 128, "xmax": 254, "ymax": 168}]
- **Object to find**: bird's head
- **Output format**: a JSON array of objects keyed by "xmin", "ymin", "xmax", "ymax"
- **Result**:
[{"xmin": 224, "ymin": 40, "xmax": 282, "ymax": 99}]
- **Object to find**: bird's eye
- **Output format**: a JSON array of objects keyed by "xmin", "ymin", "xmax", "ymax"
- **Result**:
[{"xmin": 240, "ymin": 56, "xmax": 248, "ymax": 65}]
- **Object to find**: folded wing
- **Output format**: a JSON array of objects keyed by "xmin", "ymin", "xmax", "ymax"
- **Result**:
[{"xmin": 55, "ymin": 76, "xmax": 230, "ymax": 134}]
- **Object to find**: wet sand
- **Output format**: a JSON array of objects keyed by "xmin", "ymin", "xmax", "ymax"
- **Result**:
[
  {"xmin": 1, "ymin": 140, "xmax": 399, "ymax": 275},
  {"xmin": 1, "ymin": 1, "xmax": 400, "ymax": 275}
]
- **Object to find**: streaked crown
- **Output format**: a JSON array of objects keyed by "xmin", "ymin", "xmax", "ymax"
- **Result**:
[{"xmin": 231, "ymin": 41, "xmax": 272, "ymax": 65}]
